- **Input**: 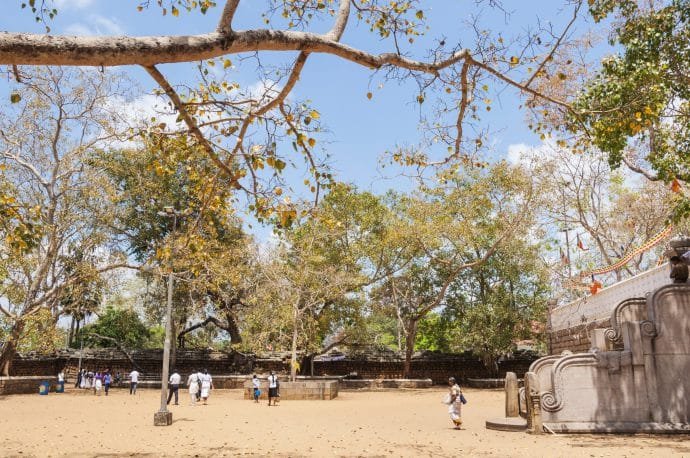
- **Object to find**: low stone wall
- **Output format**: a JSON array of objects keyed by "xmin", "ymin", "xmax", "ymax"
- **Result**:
[
  {"xmin": 243, "ymin": 379, "xmax": 338, "ymax": 400},
  {"xmin": 9, "ymin": 349, "xmax": 538, "ymax": 385},
  {"xmin": 340, "ymin": 378, "xmax": 432, "ymax": 390},
  {"xmin": 0, "ymin": 376, "xmax": 58, "ymax": 395}
]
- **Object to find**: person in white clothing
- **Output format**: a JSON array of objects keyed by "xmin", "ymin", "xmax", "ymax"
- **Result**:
[
  {"xmin": 129, "ymin": 369, "xmax": 140, "ymax": 395},
  {"xmin": 187, "ymin": 369, "xmax": 199, "ymax": 406},
  {"xmin": 167, "ymin": 369, "xmax": 181, "ymax": 405},
  {"xmin": 196, "ymin": 370, "xmax": 204, "ymax": 401},
  {"xmin": 267, "ymin": 371, "xmax": 279, "ymax": 406},
  {"xmin": 57, "ymin": 370, "xmax": 65, "ymax": 392},
  {"xmin": 252, "ymin": 374, "xmax": 261, "ymax": 403},
  {"xmin": 199, "ymin": 369, "xmax": 213, "ymax": 405}
]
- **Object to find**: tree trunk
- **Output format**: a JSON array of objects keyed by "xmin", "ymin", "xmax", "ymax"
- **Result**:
[
  {"xmin": 68, "ymin": 316, "xmax": 76, "ymax": 348},
  {"xmin": 0, "ymin": 320, "xmax": 25, "ymax": 376},
  {"xmin": 299, "ymin": 353, "xmax": 315, "ymax": 377},
  {"xmin": 170, "ymin": 319, "xmax": 177, "ymax": 371},
  {"xmin": 290, "ymin": 307, "xmax": 299, "ymax": 382},
  {"xmin": 403, "ymin": 320, "xmax": 417, "ymax": 379}
]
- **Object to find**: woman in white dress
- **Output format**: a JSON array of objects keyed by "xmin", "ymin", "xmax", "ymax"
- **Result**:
[
  {"xmin": 200, "ymin": 369, "xmax": 213, "ymax": 405},
  {"xmin": 446, "ymin": 377, "xmax": 463, "ymax": 429},
  {"xmin": 187, "ymin": 369, "xmax": 199, "ymax": 406}
]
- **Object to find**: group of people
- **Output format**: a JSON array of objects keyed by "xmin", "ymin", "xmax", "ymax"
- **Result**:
[
  {"xmin": 75, "ymin": 368, "xmax": 119, "ymax": 396},
  {"xmin": 252, "ymin": 371, "xmax": 280, "ymax": 406},
  {"xmin": 163, "ymin": 368, "xmax": 214, "ymax": 406}
]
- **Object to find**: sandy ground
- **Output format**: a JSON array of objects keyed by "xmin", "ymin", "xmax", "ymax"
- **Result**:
[{"xmin": 0, "ymin": 387, "xmax": 689, "ymax": 457}]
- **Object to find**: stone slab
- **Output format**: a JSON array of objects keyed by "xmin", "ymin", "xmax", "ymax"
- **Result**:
[
  {"xmin": 543, "ymin": 421, "xmax": 690, "ymax": 434},
  {"xmin": 485, "ymin": 417, "xmax": 528, "ymax": 432},
  {"xmin": 153, "ymin": 411, "xmax": 173, "ymax": 426}
]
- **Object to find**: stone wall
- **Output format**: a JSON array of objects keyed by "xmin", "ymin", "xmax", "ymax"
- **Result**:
[
  {"xmin": 311, "ymin": 356, "xmax": 535, "ymax": 384},
  {"xmin": 548, "ymin": 318, "xmax": 611, "ymax": 355},
  {"xmin": 9, "ymin": 349, "xmax": 537, "ymax": 385},
  {"xmin": 0, "ymin": 376, "xmax": 58, "ymax": 395},
  {"xmin": 243, "ymin": 379, "xmax": 339, "ymax": 400}
]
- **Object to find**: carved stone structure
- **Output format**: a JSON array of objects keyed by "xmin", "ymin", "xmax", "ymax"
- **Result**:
[
  {"xmin": 485, "ymin": 372, "xmax": 528, "ymax": 432},
  {"xmin": 524, "ymin": 281, "xmax": 690, "ymax": 433}
]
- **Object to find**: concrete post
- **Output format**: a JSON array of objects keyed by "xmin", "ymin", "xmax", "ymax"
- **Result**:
[
  {"xmin": 524, "ymin": 372, "xmax": 543, "ymax": 434},
  {"xmin": 505, "ymin": 372, "xmax": 519, "ymax": 417}
]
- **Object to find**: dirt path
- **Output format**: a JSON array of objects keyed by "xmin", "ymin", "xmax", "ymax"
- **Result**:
[{"xmin": 0, "ymin": 387, "xmax": 688, "ymax": 457}]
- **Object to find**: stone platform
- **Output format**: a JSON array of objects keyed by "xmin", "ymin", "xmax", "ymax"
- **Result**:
[
  {"xmin": 340, "ymin": 378, "xmax": 433, "ymax": 390},
  {"xmin": 485, "ymin": 417, "xmax": 527, "ymax": 432},
  {"xmin": 244, "ymin": 379, "xmax": 338, "ymax": 400}
]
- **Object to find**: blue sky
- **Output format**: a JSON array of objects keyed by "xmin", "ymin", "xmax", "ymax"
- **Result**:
[{"xmin": 1, "ymin": 1, "xmax": 609, "ymax": 240}]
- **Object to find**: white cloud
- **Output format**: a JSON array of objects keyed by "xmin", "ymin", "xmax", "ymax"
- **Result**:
[
  {"xmin": 65, "ymin": 14, "xmax": 124, "ymax": 36},
  {"xmin": 505, "ymin": 139, "xmax": 563, "ymax": 167},
  {"xmin": 96, "ymin": 93, "xmax": 183, "ymax": 150}
]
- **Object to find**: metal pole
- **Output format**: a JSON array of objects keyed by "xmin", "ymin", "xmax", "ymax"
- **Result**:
[{"xmin": 159, "ymin": 213, "xmax": 176, "ymax": 414}]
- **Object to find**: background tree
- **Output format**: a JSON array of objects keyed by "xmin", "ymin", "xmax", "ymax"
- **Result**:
[
  {"xmin": 97, "ymin": 135, "xmax": 251, "ymax": 356},
  {"xmin": 564, "ymin": 0, "xmax": 690, "ymax": 216},
  {"xmin": 78, "ymin": 306, "xmax": 150, "ymax": 350},
  {"xmin": 0, "ymin": 68, "xmax": 133, "ymax": 375},
  {"xmin": 372, "ymin": 162, "xmax": 537, "ymax": 378}
]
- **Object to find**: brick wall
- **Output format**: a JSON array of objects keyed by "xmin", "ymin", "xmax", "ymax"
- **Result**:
[{"xmin": 548, "ymin": 318, "xmax": 611, "ymax": 355}]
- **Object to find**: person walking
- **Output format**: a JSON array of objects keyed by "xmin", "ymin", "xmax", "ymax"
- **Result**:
[
  {"xmin": 94, "ymin": 371, "xmax": 103, "ymax": 396},
  {"xmin": 252, "ymin": 374, "xmax": 261, "ymax": 403},
  {"xmin": 79, "ymin": 369, "xmax": 87, "ymax": 389},
  {"xmin": 103, "ymin": 370, "xmax": 112, "ymax": 396},
  {"xmin": 187, "ymin": 369, "xmax": 199, "ymax": 406},
  {"xmin": 129, "ymin": 369, "xmax": 140, "ymax": 395},
  {"xmin": 75, "ymin": 368, "xmax": 82, "ymax": 389},
  {"xmin": 167, "ymin": 369, "xmax": 181, "ymax": 406},
  {"xmin": 199, "ymin": 369, "xmax": 213, "ymax": 405},
  {"xmin": 57, "ymin": 369, "xmax": 65, "ymax": 393},
  {"xmin": 446, "ymin": 377, "xmax": 464, "ymax": 429},
  {"xmin": 196, "ymin": 369, "xmax": 204, "ymax": 402},
  {"xmin": 267, "ymin": 371, "xmax": 279, "ymax": 406}
]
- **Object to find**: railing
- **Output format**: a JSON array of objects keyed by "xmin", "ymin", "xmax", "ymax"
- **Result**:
[{"xmin": 550, "ymin": 264, "xmax": 670, "ymax": 332}]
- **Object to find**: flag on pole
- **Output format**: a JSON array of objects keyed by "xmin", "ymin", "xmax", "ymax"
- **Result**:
[
  {"xmin": 559, "ymin": 247, "xmax": 569, "ymax": 265},
  {"xmin": 671, "ymin": 178, "xmax": 682, "ymax": 193},
  {"xmin": 577, "ymin": 234, "xmax": 587, "ymax": 251}
]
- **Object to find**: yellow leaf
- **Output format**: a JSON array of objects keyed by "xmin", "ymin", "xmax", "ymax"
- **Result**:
[
  {"xmin": 510, "ymin": 56, "xmax": 519, "ymax": 65},
  {"xmin": 366, "ymin": 92, "xmax": 373, "ymax": 100},
  {"xmin": 309, "ymin": 110, "xmax": 320, "ymax": 120},
  {"xmin": 308, "ymin": 138, "xmax": 316, "ymax": 148},
  {"xmin": 171, "ymin": 6, "xmax": 179, "ymax": 16}
]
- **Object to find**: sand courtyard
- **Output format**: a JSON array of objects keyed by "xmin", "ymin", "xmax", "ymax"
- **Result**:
[{"xmin": 0, "ymin": 387, "xmax": 688, "ymax": 457}]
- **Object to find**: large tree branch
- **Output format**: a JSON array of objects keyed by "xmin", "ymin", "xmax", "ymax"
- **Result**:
[
  {"xmin": 217, "ymin": 0, "xmax": 242, "ymax": 33},
  {"xmin": 622, "ymin": 154, "xmax": 660, "ymax": 181},
  {"xmin": 0, "ymin": 29, "xmax": 469, "ymax": 74},
  {"xmin": 85, "ymin": 332, "xmax": 143, "ymax": 372},
  {"xmin": 177, "ymin": 315, "xmax": 242, "ymax": 344},
  {"xmin": 143, "ymin": 64, "xmax": 244, "ymax": 189}
]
